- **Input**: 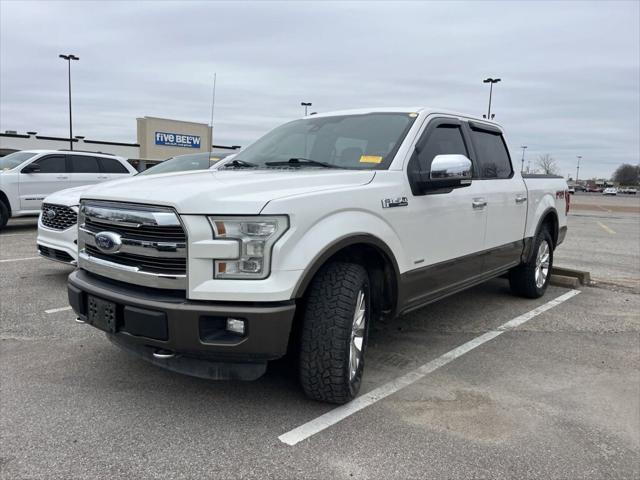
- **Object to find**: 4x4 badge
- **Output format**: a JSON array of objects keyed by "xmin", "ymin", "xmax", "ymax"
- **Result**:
[{"xmin": 381, "ymin": 197, "xmax": 408, "ymax": 208}]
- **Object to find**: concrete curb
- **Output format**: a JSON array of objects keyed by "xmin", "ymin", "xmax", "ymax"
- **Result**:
[
  {"xmin": 550, "ymin": 274, "xmax": 580, "ymax": 289},
  {"xmin": 552, "ymin": 266, "xmax": 591, "ymax": 285}
]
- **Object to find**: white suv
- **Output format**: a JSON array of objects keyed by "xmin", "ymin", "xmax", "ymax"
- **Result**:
[{"xmin": 0, "ymin": 150, "xmax": 136, "ymax": 229}]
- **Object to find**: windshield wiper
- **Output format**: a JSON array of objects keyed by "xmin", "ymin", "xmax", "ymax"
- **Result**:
[
  {"xmin": 223, "ymin": 159, "xmax": 258, "ymax": 169},
  {"xmin": 265, "ymin": 158, "xmax": 346, "ymax": 169}
]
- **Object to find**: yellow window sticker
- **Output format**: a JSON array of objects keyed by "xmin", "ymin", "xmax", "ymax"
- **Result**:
[
  {"xmin": 409, "ymin": 112, "xmax": 418, "ymax": 117},
  {"xmin": 359, "ymin": 155, "xmax": 383, "ymax": 164}
]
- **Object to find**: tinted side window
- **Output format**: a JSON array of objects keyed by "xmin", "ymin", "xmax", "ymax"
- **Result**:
[
  {"xmin": 470, "ymin": 130, "xmax": 512, "ymax": 179},
  {"xmin": 415, "ymin": 125, "xmax": 468, "ymax": 172},
  {"xmin": 69, "ymin": 155, "xmax": 100, "ymax": 173},
  {"xmin": 33, "ymin": 155, "xmax": 67, "ymax": 173},
  {"xmin": 98, "ymin": 157, "xmax": 129, "ymax": 174}
]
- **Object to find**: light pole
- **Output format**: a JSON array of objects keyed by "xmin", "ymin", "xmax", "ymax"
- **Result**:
[
  {"xmin": 520, "ymin": 145, "xmax": 528, "ymax": 172},
  {"xmin": 59, "ymin": 54, "xmax": 79, "ymax": 150},
  {"xmin": 576, "ymin": 155, "xmax": 582, "ymax": 182},
  {"xmin": 301, "ymin": 102, "xmax": 312, "ymax": 116},
  {"xmin": 483, "ymin": 77, "xmax": 501, "ymax": 119}
]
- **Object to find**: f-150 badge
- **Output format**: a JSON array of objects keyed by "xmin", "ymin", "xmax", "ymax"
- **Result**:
[{"xmin": 382, "ymin": 197, "xmax": 408, "ymax": 208}]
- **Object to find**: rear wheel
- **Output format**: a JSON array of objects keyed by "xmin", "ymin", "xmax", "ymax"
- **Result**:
[
  {"xmin": 299, "ymin": 262, "xmax": 370, "ymax": 404},
  {"xmin": 509, "ymin": 228, "xmax": 553, "ymax": 298},
  {"xmin": 0, "ymin": 201, "xmax": 9, "ymax": 229}
]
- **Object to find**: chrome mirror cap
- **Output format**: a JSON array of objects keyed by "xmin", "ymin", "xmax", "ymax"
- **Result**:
[{"xmin": 430, "ymin": 154, "xmax": 473, "ymax": 180}]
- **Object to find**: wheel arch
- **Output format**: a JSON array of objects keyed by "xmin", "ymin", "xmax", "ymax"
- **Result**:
[
  {"xmin": 537, "ymin": 207, "xmax": 559, "ymax": 247},
  {"xmin": 523, "ymin": 207, "xmax": 559, "ymax": 264},
  {"xmin": 291, "ymin": 234, "xmax": 401, "ymax": 321}
]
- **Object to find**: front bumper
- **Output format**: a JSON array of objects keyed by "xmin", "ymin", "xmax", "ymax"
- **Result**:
[
  {"xmin": 68, "ymin": 270, "xmax": 297, "ymax": 379},
  {"xmin": 37, "ymin": 217, "xmax": 78, "ymax": 265}
]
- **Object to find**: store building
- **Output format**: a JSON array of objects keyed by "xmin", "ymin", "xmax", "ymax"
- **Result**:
[{"xmin": 0, "ymin": 116, "xmax": 240, "ymax": 169}]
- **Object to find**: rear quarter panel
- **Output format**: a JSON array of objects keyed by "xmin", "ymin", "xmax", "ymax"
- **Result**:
[{"xmin": 523, "ymin": 177, "xmax": 568, "ymax": 239}]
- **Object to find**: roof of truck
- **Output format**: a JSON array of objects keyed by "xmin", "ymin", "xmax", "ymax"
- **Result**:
[{"xmin": 303, "ymin": 107, "xmax": 502, "ymax": 128}]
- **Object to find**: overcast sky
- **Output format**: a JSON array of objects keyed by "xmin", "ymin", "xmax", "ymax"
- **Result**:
[{"xmin": 1, "ymin": 0, "xmax": 638, "ymax": 179}]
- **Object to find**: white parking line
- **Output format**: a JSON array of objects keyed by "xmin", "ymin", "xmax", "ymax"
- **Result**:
[
  {"xmin": 0, "ymin": 256, "xmax": 41, "ymax": 263},
  {"xmin": 0, "ymin": 233, "xmax": 36, "ymax": 237},
  {"xmin": 279, "ymin": 289, "xmax": 582, "ymax": 446},
  {"xmin": 597, "ymin": 221, "xmax": 616, "ymax": 235},
  {"xmin": 45, "ymin": 306, "xmax": 72, "ymax": 314}
]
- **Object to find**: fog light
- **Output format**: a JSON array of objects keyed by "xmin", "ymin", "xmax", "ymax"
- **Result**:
[{"xmin": 226, "ymin": 318, "xmax": 246, "ymax": 335}]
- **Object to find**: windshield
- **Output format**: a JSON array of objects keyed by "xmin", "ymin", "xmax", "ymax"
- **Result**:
[
  {"xmin": 138, "ymin": 152, "xmax": 228, "ymax": 176},
  {"xmin": 230, "ymin": 112, "xmax": 417, "ymax": 170},
  {"xmin": 0, "ymin": 151, "xmax": 38, "ymax": 171}
]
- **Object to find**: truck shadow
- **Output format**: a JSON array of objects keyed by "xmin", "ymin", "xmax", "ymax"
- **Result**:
[{"xmin": 56, "ymin": 278, "xmax": 564, "ymax": 423}]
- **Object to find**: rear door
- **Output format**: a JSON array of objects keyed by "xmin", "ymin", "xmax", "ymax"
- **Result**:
[
  {"xmin": 466, "ymin": 122, "xmax": 527, "ymax": 273},
  {"xmin": 96, "ymin": 157, "xmax": 133, "ymax": 181},
  {"xmin": 67, "ymin": 154, "xmax": 103, "ymax": 188},
  {"xmin": 18, "ymin": 154, "xmax": 69, "ymax": 210}
]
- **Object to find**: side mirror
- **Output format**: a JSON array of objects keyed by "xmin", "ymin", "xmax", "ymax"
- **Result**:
[
  {"xmin": 21, "ymin": 163, "xmax": 41, "ymax": 174},
  {"xmin": 414, "ymin": 154, "xmax": 473, "ymax": 192},
  {"xmin": 430, "ymin": 154, "xmax": 472, "ymax": 181}
]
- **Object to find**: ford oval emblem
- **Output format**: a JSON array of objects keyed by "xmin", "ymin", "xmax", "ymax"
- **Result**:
[
  {"xmin": 94, "ymin": 231, "xmax": 122, "ymax": 254},
  {"xmin": 45, "ymin": 209, "xmax": 56, "ymax": 220}
]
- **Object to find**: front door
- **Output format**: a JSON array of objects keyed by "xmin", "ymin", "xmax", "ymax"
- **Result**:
[
  {"xmin": 19, "ymin": 154, "xmax": 70, "ymax": 211},
  {"xmin": 394, "ymin": 117, "xmax": 489, "ymax": 309}
]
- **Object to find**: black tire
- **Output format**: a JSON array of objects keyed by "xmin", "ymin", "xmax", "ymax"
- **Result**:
[
  {"xmin": 509, "ymin": 228, "xmax": 554, "ymax": 298},
  {"xmin": 299, "ymin": 261, "xmax": 370, "ymax": 404},
  {"xmin": 0, "ymin": 201, "xmax": 9, "ymax": 229}
]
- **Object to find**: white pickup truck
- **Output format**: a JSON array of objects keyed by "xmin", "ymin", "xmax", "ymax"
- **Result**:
[{"xmin": 67, "ymin": 108, "xmax": 569, "ymax": 404}]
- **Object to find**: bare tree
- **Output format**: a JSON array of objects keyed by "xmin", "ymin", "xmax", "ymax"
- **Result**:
[
  {"xmin": 612, "ymin": 163, "xmax": 639, "ymax": 185},
  {"xmin": 536, "ymin": 154, "xmax": 559, "ymax": 175}
]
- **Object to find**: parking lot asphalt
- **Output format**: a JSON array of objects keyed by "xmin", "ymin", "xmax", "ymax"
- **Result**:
[
  {"xmin": 555, "ymin": 193, "xmax": 640, "ymax": 292},
  {"xmin": 1, "ymin": 205, "xmax": 639, "ymax": 479}
]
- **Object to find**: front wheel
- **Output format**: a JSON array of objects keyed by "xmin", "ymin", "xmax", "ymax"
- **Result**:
[
  {"xmin": 509, "ymin": 228, "xmax": 553, "ymax": 298},
  {"xmin": 299, "ymin": 262, "xmax": 370, "ymax": 404}
]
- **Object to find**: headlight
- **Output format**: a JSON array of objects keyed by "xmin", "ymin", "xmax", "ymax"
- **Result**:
[{"xmin": 208, "ymin": 216, "xmax": 288, "ymax": 279}]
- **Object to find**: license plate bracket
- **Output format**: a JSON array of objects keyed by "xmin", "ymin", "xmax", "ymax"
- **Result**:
[{"xmin": 87, "ymin": 295, "xmax": 117, "ymax": 333}]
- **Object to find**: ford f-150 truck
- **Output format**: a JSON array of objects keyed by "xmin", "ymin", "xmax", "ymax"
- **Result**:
[{"xmin": 67, "ymin": 108, "xmax": 569, "ymax": 404}]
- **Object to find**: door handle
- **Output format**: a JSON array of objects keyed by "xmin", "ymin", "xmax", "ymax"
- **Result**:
[
  {"xmin": 472, "ymin": 198, "xmax": 487, "ymax": 209},
  {"xmin": 515, "ymin": 195, "xmax": 527, "ymax": 204},
  {"xmin": 97, "ymin": 176, "xmax": 109, "ymax": 180},
  {"xmin": 56, "ymin": 176, "xmax": 69, "ymax": 180}
]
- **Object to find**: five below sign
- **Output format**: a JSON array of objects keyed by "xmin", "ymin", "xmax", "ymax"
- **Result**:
[{"xmin": 155, "ymin": 132, "xmax": 201, "ymax": 148}]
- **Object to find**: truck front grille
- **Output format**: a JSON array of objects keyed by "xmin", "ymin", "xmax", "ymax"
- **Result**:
[
  {"xmin": 78, "ymin": 201, "xmax": 187, "ymax": 290},
  {"xmin": 41, "ymin": 203, "xmax": 77, "ymax": 230}
]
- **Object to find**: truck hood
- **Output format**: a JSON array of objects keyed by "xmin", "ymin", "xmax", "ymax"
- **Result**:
[{"xmin": 80, "ymin": 169, "xmax": 376, "ymax": 214}]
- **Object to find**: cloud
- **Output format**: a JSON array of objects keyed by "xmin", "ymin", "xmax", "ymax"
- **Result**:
[{"xmin": 1, "ymin": 0, "xmax": 638, "ymax": 178}]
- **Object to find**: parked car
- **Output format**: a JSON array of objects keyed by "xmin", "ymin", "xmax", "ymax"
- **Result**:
[
  {"xmin": 67, "ymin": 108, "xmax": 568, "ymax": 404},
  {"xmin": 619, "ymin": 187, "xmax": 638, "ymax": 194},
  {"xmin": 568, "ymin": 186, "xmax": 575, "ymax": 194},
  {"xmin": 602, "ymin": 187, "xmax": 618, "ymax": 195},
  {"xmin": 37, "ymin": 152, "xmax": 234, "ymax": 265},
  {"xmin": 0, "ymin": 150, "xmax": 136, "ymax": 229}
]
